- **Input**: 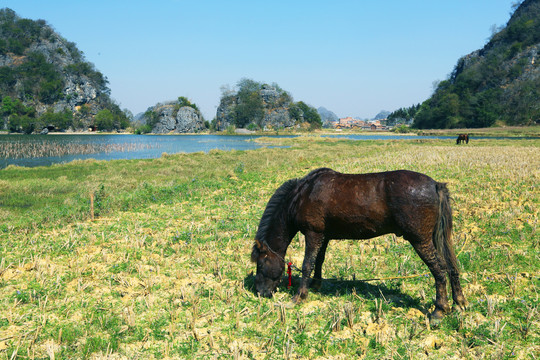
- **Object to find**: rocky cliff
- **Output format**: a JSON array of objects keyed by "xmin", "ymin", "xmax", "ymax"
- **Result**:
[{"xmin": 0, "ymin": 8, "xmax": 126, "ymax": 131}]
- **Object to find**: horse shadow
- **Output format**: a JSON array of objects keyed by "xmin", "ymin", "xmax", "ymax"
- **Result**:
[{"xmin": 243, "ymin": 273, "xmax": 427, "ymax": 313}]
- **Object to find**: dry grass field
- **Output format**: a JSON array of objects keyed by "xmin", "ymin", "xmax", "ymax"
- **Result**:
[{"xmin": 0, "ymin": 136, "xmax": 538, "ymax": 359}]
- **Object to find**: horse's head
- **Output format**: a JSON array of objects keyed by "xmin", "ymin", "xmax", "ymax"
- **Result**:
[{"xmin": 251, "ymin": 239, "xmax": 284, "ymax": 297}]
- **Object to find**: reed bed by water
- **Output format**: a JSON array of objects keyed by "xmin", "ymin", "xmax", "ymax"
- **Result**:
[{"xmin": 0, "ymin": 138, "xmax": 152, "ymax": 159}]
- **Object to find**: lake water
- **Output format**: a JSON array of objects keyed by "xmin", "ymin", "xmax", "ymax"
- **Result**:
[
  {"xmin": 0, "ymin": 134, "xmax": 288, "ymax": 169},
  {"xmin": 0, "ymin": 133, "xmax": 478, "ymax": 169}
]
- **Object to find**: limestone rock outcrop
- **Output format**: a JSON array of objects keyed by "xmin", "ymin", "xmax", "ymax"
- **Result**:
[{"xmin": 142, "ymin": 101, "xmax": 206, "ymax": 134}]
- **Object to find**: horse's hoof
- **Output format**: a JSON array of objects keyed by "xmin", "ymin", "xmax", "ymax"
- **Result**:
[
  {"xmin": 453, "ymin": 297, "xmax": 468, "ymax": 312},
  {"xmin": 429, "ymin": 316, "xmax": 442, "ymax": 328},
  {"xmin": 453, "ymin": 302, "xmax": 467, "ymax": 313},
  {"xmin": 292, "ymin": 289, "xmax": 308, "ymax": 304},
  {"xmin": 429, "ymin": 309, "xmax": 446, "ymax": 328}
]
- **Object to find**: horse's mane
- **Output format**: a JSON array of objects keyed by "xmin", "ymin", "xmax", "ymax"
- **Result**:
[
  {"xmin": 254, "ymin": 168, "xmax": 335, "ymax": 246},
  {"xmin": 255, "ymin": 178, "xmax": 299, "ymax": 245}
]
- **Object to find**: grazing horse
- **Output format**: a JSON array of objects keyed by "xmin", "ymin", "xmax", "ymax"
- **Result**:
[
  {"xmin": 251, "ymin": 168, "xmax": 467, "ymax": 324},
  {"xmin": 456, "ymin": 134, "xmax": 469, "ymax": 144}
]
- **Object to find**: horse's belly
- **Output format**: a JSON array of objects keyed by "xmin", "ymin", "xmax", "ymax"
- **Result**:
[{"xmin": 324, "ymin": 217, "xmax": 395, "ymax": 240}]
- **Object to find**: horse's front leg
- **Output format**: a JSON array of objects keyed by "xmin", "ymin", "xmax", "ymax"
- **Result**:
[{"xmin": 293, "ymin": 231, "xmax": 324, "ymax": 303}]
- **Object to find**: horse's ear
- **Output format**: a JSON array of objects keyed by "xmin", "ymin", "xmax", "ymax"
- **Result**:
[
  {"xmin": 251, "ymin": 239, "xmax": 267, "ymax": 262},
  {"xmin": 251, "ymin": 240, "xmax": 261, "ymax": 262}
]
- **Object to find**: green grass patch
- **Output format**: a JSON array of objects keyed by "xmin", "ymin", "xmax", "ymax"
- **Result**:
[{"xmin": 0, "ymin": 136, "xmax": 538, "ymax": 358}]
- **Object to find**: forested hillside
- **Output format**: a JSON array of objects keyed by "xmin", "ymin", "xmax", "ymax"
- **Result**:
[
  {"xmin": 0, "ymin": 8, "xmax": 129, "ymax": 133},
  {"xmin": 413, "ymin": 0, "xmax": 539, "ymax": 128}
]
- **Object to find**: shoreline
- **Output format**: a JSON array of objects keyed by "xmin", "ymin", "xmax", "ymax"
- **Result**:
[{"xmin": 1, "ymin": 125, "xmax": 538, "ymax": 137}]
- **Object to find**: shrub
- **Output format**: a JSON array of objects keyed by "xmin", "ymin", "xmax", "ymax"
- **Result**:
[
  {"xmin": 135, "ymin": 124, "xmax": 152, "ymax": 134},
  {"xmin": 392, "ymin": 124, "xmax": 411, "ymax": 133}
]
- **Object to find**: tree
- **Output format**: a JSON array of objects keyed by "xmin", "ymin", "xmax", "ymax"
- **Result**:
[
  {"xmin": 294, "ymin": 101, "xmax": 322, "ymax": 129},
  {"xmin": 0, "ymin": 67, "xmax": 16, "ymax": 92},
  {"xmin": 234, "ymin": 91, "xmax": 264, "ymax": 128},
  {"xmin": 40, "ymin": 109, "xmax": 73, "ymax": 130},
  {"xmin": 177, "ymin": 96, "xmax": 199, "ymax": 111},
  {"xmin": 236, "ymin": 78, "xmax": 262, "ymax": 95},
  {"xmin": 8, "ymin": 114, "xmax": 41, "ymax": 134},
  {"xmin": 387, "ymin": 104, "xmax": 420, "ymax": 126},
  {"xmin": 144, "ymin": 108, "xmax": 160, "ymax": 130},
  {"xmin": 230, "ymin": 78, "xmax": 265, "ymax": 128},
  {"xmin": 95, "ymin": 109, "xmax": 115, "ymax": 131},
  {"xmin": 1, "ymin": 96, "xmax": 36, "ymax": 130}
]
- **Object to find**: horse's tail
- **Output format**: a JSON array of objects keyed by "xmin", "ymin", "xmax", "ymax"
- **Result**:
[{"xmin": 433, "ymin": 183, "xmax": 459, "ymax": 275}]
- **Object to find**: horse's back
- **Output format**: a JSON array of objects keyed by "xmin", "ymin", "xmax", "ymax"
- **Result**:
[
  {"xmin": 294, "ymin": 169, "xmax": 440, "ymax": 239},
  {"xmin": 304, "ymin": 169, "xmax": 438, "ymax": 201}
]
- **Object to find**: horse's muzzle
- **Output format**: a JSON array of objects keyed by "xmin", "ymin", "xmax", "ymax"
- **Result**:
[
  {"xmin": 254, "ymin": 275, "xmax": 279, "ymax": 298},
  {"xmin": 256, "ymin": 288, "xmax": 274, "ymax": 298}
]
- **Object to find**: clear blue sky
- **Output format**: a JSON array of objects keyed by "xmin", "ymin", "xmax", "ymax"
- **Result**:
[{"xmin": 3, "ymin": 0, "xmax": 518, "ymax": 119}]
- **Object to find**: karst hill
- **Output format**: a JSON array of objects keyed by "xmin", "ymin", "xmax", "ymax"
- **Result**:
[{"xmin": 0, "ymin": 8, "xmax": 128, "ymax": 133}]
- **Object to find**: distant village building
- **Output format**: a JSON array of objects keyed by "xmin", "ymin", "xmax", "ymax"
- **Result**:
[
  {"xmin": 335, "ymin": 117, "xmax": 367, "ymax": 129},
  {"xmin": 334, "ymin": 117, "xmax": 388, "ymax": 130},
  {"xmin": 371, "ymin": 120, "xmax": 386, "ymax": 130}
]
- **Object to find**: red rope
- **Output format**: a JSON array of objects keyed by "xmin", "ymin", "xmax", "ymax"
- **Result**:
[{"xmin": 287, "ymin": 262, "xmax": 292, "ymax": 289}]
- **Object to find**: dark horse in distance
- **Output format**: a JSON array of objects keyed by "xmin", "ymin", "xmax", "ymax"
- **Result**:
[
  {"xmin": 456, "ymin": 134, "xmax": 469, "ymax": 144},
  {"xmin": 251, "ymin": 168, "xmax": 467, "ymax": 324}
]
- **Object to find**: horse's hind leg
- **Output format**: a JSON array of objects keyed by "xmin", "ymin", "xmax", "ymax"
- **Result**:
[
  {"xmin": 311, "ymin": 238, "xmax": 330, "ymax": 291},
  {"xmin": 409, "ymin": 236, "xmax": 451, "ymax": 325},
  {"xmin": 447, "ymin": 257, "xmax": 468, "ymax": 311},
  {"xmin": 293, "ymin": 231, "xmax": 324, "ymax": 303}
]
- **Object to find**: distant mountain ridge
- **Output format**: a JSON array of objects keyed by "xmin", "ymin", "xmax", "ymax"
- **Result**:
[
  {"xmin": 372, "ymin": 110, "xmax": 390, "ymax": 120},
  {"xmin": 414, "ymin": 0, "xmax": 540, "ymax": 128},
  {"xmin": 317, "ymin": 106, "xmax": 338, "ymax": 127}
]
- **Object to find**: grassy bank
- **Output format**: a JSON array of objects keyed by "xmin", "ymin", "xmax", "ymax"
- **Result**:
[
  {"xmin": 415, "ymin": 125, "xmax": 540, "ymax": 138},
  {"xmin": 0, "ymin": 137, "xmax": 538, "ymax": 359},
  {"xmin": 221, "ymin": 125, "xmax": 540, "ymax": 138}
]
